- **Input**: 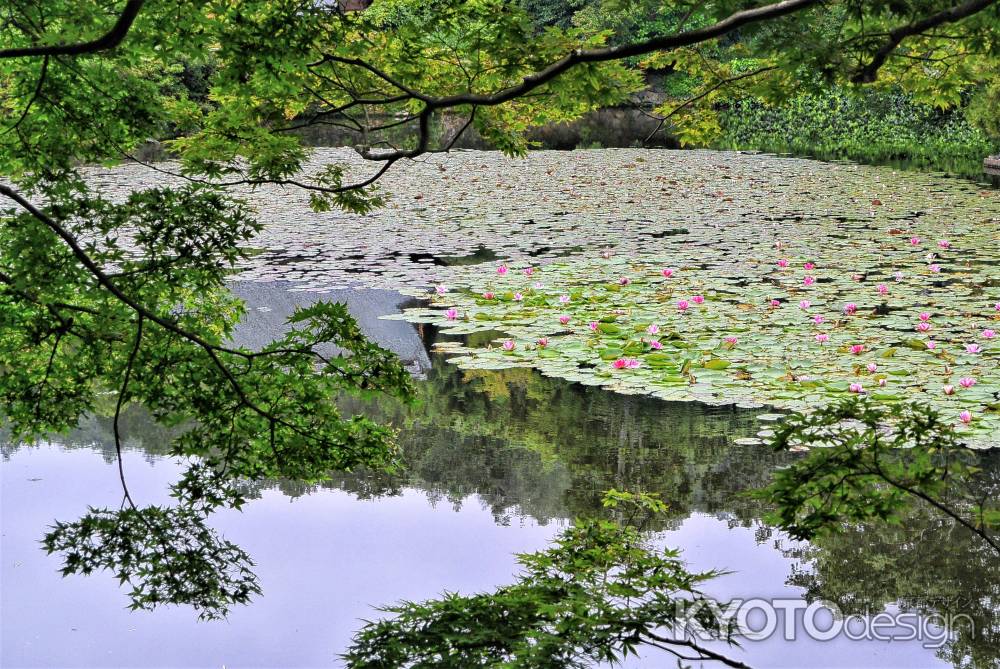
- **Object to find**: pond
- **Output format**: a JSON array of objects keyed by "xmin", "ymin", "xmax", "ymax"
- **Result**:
[{"xmin": 4, "ymin": 149, "xmax": 1000, "ymax": 667}]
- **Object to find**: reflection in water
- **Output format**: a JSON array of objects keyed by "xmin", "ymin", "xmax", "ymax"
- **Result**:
[{"xmin": 2, "ymin": 352, "xmax": 998, "ymax": 668}]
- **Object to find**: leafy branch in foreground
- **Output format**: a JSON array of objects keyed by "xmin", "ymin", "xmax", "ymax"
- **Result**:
[
  {"xmin": 757, "ymin": 398, "xmax": 1000, "ymax": 555},
  {"xmin": 344, "ymin": 490, "xmax": 749, "ymax": 669}
]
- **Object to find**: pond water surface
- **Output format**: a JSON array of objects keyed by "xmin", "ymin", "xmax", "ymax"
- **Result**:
[{"xmin": 3, "ymin": 150, "xmax": 999, "ymax": 668}]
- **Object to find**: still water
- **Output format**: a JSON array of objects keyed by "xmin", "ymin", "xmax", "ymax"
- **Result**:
[{"xmin": 3, "ymin": 286, "xmax": 995, "ymax": 668}]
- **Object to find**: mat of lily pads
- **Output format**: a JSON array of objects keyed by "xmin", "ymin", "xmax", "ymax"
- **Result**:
[{"xmin": 389, "ymin": 210, "xmax": 1000, "ymax": 449}]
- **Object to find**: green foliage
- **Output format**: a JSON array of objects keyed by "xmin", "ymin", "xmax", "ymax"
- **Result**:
[
  {"xmin": 756, "ymin": 398, "xmax": 1000, "ymax": 553},
  {"xmin": 343, "ymin": 490, "xmax": 744, "ymax": 668},
  {"xmin": 718, "ymin": 90, "xmax": 998, "ymax": 178}
]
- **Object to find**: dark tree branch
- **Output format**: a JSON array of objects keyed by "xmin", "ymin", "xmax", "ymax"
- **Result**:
[
  {"xmin": 0, "ymin": 0, "xmax": 145, "ymax": 59},
  {"xmin": 852, "ymin": 0, "xmax": 998, "ymax": 82}
]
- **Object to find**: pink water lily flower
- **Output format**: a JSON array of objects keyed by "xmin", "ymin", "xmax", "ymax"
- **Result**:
[
  {"xmin": 601, "ymin": 248, "xmax": 613, "ymax": 259},
  {"xmin": 649, "ymin": 340, "xmax": 663, "ymax": 350},
  {"xmin": 815, "ymin": 333, "xmax": 830, "ymax": 343},
  {"xmin": 589, "ymin": 321, "xmax": 599, "ymax": 331},
  {"xmin": 995, "ymin": 302, "xmax": 1000, "ymax": 311},
  {"xmin": 910, "ymin": 237, "xmax": 921, "ymax": 245},
  {"xmin": 867, "ymin": 363, "xmax": 878, "ymax": 373},
  {"xmin": 523, "ymin": 267, "xmax": 534, "ymax": 276},
  {"xmin": 777, "ymin": 259, "xmax": 789, "ymax": 268},
  {"xmin": 513, "ymin": 292, "xmax": 524, "ymax": 301},
  {"xmin": 813, "ymin": 314, "xmax": 825, "ymax": 324},
  {"xmin": 799, "ymin": 300, "xmax": 811, "ymax": 309},
  {"xmin": 894, "ymin": 271, "xmax": 904, "ymax": 282},
  {"xmin": 938, "ymin": 240, "xmax": 951, "ymax": 249},
  {"xmin": 436, "ymin": 285, "xmax": 448, "ymax": 295},
  {"xmin": 850, "ymin": 344, "xmax": 865, "ymax": 355},
  {"xmin": 803, "ymin": 275, "xmax": 816, "ymax": 286},
  {"xmin": 626, "ymin": 359, "xmax": 641, "ymax": 368},
  {"xmin": 844, "ymin": 303, "xmax": 858, "ymax": 315},
  {"xmin": 960, "ymin": 410, "xmax": 972, "ymax": 424},
  {"xmin": 533, "ymin": 282, "xmax": 544, "ymax": 289},
  {"xmin": 770, "ymin": 299, "xmax": 781, "ymax": 307},
  {"xmin": 966, "ymin": 343, "xmax": 982, "ymax": 353},
  {"xmin": 930, "ymin": 264, "xmax": 941, "ymax": 273},
  {"xmin": 983, "ymin": 329, "xmax": 996, "ymax": 339},
  {"xmin": 877, "ymin": 284, "xmax": 888, "ymax": 295},
  {"xmin": 497, "ymin": 265, "xmax": 508, "ymax": 275},
  {"xmin": 612, "ymin": 358, "xmax": 639, "ymax": 369},
  {"xmin": 445, "ymin": 308, "xmax": 458, "ymax": 320},
  {"xmin": 916, "ymin": 322, "xmax": 931, "ymax": 332},
  {"xmin": 536, "ymin": 337, "xmax": 548, "ymax": 347},
  {"xmin": 959, "ymin": 377, "xmax": 976, "ymax": 388},
  {"xmin": 618, "ymin": 277, "xmax": 630, "ymax": 286},
  {"xmin": 647, "ymin": 324, "xmax": 660, "ymax": 335},
  {"xmin": 804, "ymin": 262, "xmax": 816, "ymax": 270},
  {"xmin": 559, "ymin": 315, "xmax": 571, "ymax": 325},
  {"xmin": 724, "ymin": 336, "xmax": 738, "ymax": 345},
  {"xmin": 692, "ymin": 295, "xmax": 705, "ymax": 304},
  {"xmin": 483, "ymin": 291, "xmax": 496, "ymax": 300},
  {"xmin": 919, "ymin": 312, "xmax": 931, "ymax": 321},
  {"xmin": 502, "ymin": 340, "xmax": 515, "ymax": 351},
  {"xmin": 849, "ymin": 383, "xmax": 864, "ymax": 394},
  {"xmin": 926, "ymin": 341, "xmax": 937, "ymax": 350},
  {"xmin": 559, "ymin": 295, "xmax": 570, "ymax": 304},
  {"xmin": 661, "ymin": 268, "xmax": 675, "ymax": 278},
  {"xmin": 878, "ymin": 378, "xmax": 887, "ymax": 387},
  {"xmin": 943, "ymin": 384, "xmax": 955, "ymax": 395},
  {"xmin": 852, "ymin": 273, "xmax": 863, "ymax": 282},
  {"xmin": 677, "ymin": 299, "xmax": 690, "ymax": 311}
]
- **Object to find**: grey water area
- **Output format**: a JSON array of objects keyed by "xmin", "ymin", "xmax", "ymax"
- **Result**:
[{"xmin": 0, "ymin": 280, "xmax": 988, "ymax": 669}]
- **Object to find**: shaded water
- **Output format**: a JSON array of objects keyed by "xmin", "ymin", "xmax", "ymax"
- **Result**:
[{"xmin": 3, "ymin": 318, "xmax": 998, "ymax": 667}]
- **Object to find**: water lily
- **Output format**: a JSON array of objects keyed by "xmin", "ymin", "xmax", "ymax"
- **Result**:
[
  {"xmin": 769, "ymin": 299, "xmax": 781, "ymax": 307},
  {"xmin": 513, "ymin": 292, "xmax": 524, "ymax": 301},
  {"xmin": 995, "ymin": 302, "xmax": 1000, "ymax": 311},
  {"xmin": 612, "ymin": 358, "xmax": 639, "ymax": 369},
  {"xmin": 959, "ymin": 377, "xmax": 976, "ymax": 388},
  {"xmin": 649, "ymin": 340, "xmax": 663, "ymax": 350},
  {"xmin": 661, "ymin": 268, "xmax": 675, "ymax": 278},
  {"xmin": 849, "ymin": 344, "xmax": 864, "ymax": 355},
  {"xmin": 777, "ymin": 259, "xmax": 789, "ymax": 268},
  {"xmin": 803, "ymin": 275, "xmax": 816, "ymax": 286},
  {"xmin": 930, "ymin": 264, "xmax": 941, "ymax": 273},
  {"xmin": 589, "ymin": 321, "xmax": 599, "ymax": 331},
  {"xmin": 601, "ymin": 248, "xmax": 613, "ymax": 259},
  {"xmin": 844, "ymin": 303, "xmax": 858, "ymax": 315},
  {"xmin": 938, "ymin": 240, "xmax": 951, "ymax": 249},
  {"xmin": 445, "ymin": 308, "xmax": 458, "ymax": 320},
  {"xmin": 502, "ymin": 340, "xmax": 515, "ymax": 351},
  {"xmin": 692, "ymin": 295, "xmax": 705, "ymax": 304},
  {"xmin": 815, "ymin": 333, "xmax": 830, "ymax": 343},
  {"xmin": 497, "ymin": 265, "xmax": 508, "ymax": 275},
  {"xmin": 867, "ymin": 363, "xmax": 878, "ymax": 373},
  {"xmin": 435, "ymin": 285, "xmax": 447, "ymax": 295},
  {"xmin": 916, "ymin": 322, "xmax": 931, "ymax": 332},
  {"xmin": 558, "ymin": 295, "xmax": 570, "ymax": 304},
  {"xmin": 813, "ymin": 314, "xmax": 824, "ymax": 324},
  {"xmin": 523, "ymin": 267, "xmax": 534, "ymax": 276},
  {"xmin": 926, "ymin": 341, "xmax": 937, "ymax": 350},
  {"xmin": 852, "ymin": 273, "xmax": 863, "ymax": 282},
  {"xmin": 483, "ymin": 291, "xmax": 495, "ymax": 300},
  {"xmin": 983, "ymin": 329, "xmax": 996, "ymax": 339},
  {"xmin": 877, "ymin": 283, "xmax": 888, "ymax": 295},
  {"xmin": 849, "ymin": 383, "xmax": 864, "ymax": 394},
  {"xmin": 918, "ymin": 312, "xmax": 931, "ymax": 322},
  {"xmin": 965, "ymin": 343, "xmax": 982, "ymax": 354},
  {"xmin": 626, "ymin": 359, "xmax": 641, "ymax": 368},
  {"xmin": 618, "ymin": 277, "xmax": 630, "ymax": 286},
  {"xmin": 960, "ymin": 410, "xmax": 972, "ymax": 424},
  {"xmin": 943, "ymin": 385, "xmax": 955, "ymax": 395},
  {"xmin": 799, "ymin": 300, "xmax": 811, "ymax": 309},
  {"xmin": 894, "ymin": 271, "xmax": 904, "ymax": 282},
  {"xmin": 536, "ymin": 337, "xmax": 548, "ymax": 347},
  {"xmin": 878, "ymin": 378, "xmax": 887, "ymax": 387},
  {"xmin": 804, "ymin": 262, "xmax": 816, "ymax": 270},
  {"xmin": 533, "ymin": 281, "xmax": 544, "ymax": 289},
  {"xmin": 724, "ymin": 336, "xmax": 738, "ymax": 345},
  {"xmin": 910, "ymin": 237, "xmax": 921, "ymax": 245},
  {"xmin": 677, "ymin": 299, "xmax": 690, "ymax": 311},
  {"xmin": 647, "ymin": 324, "xmax": 660, "ymax": 335},
  {"xmin": 559, "ymin": 315, "xmax": 570, "ymax": 325}
]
